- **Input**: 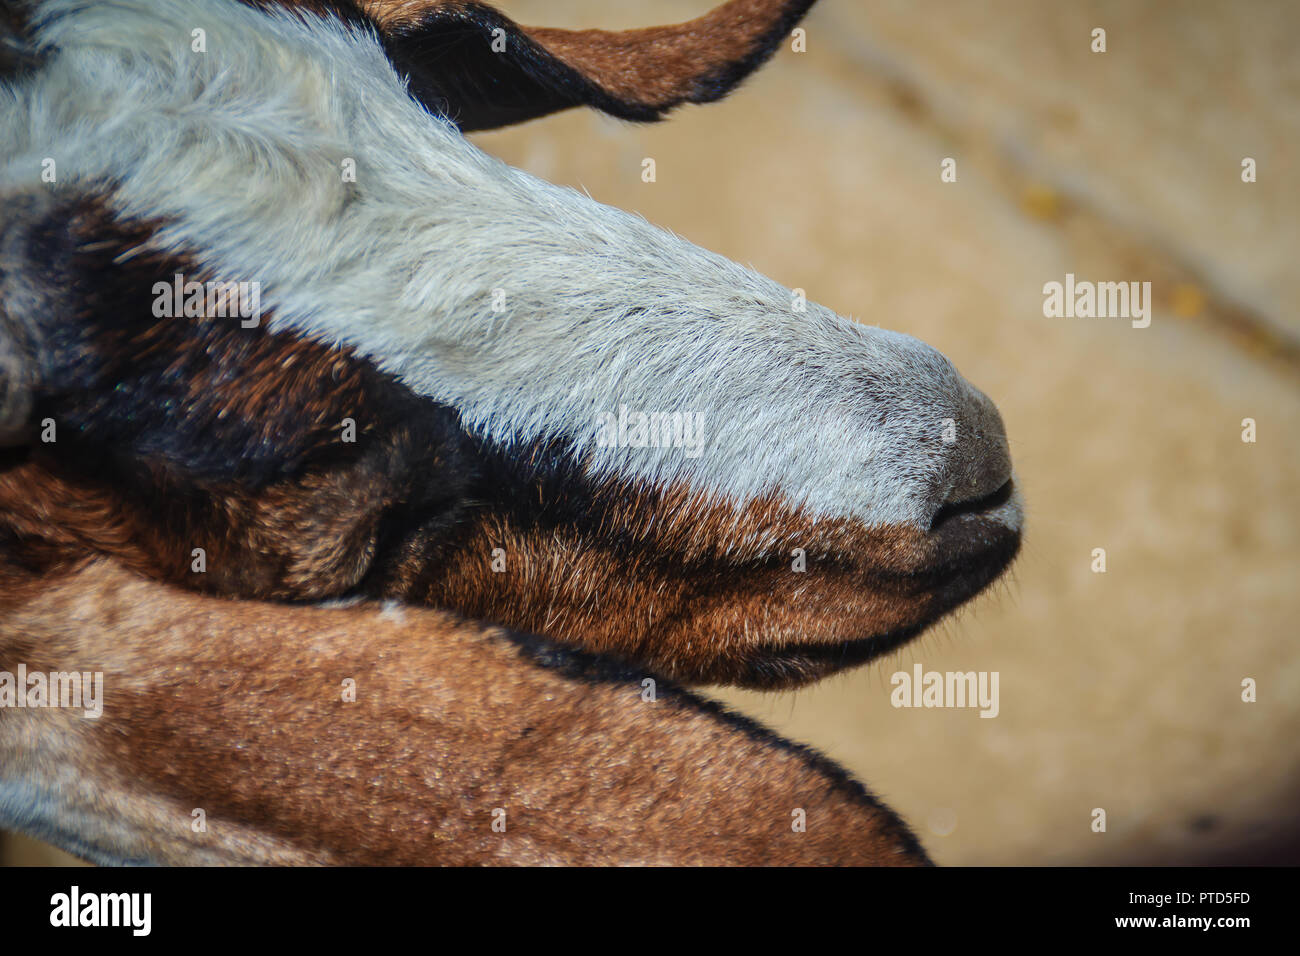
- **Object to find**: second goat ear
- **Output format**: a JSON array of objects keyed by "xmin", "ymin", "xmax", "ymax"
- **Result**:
[{"xmin": 361, "ymin": 0, "xmax": 818, "ymax": 131}]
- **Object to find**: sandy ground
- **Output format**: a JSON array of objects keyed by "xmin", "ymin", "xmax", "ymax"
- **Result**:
[{"xmin": 5, "ymin": 0, "xmax": 1297, "ymax": 865}]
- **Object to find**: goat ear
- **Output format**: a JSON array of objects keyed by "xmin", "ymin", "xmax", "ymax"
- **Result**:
[{"xmin": 368, "ymin": 0, "xmax": 817, "ymax": 131}]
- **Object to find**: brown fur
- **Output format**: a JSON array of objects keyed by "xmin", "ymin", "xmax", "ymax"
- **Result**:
[
  {"xmin": 383, "ymin": 479, "xmax": 1016, "ymax": 687},
  {"xmin": 0, "ymin": 557, "xmax": 929, "ymax": 865}
]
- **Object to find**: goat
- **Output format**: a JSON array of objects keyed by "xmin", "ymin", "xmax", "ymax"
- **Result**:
[{"xmin": 0, "ymin": 0, "xmax": 1021, "ymax": 864}]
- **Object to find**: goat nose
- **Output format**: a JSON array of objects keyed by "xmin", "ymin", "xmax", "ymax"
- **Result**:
[{"xmin": 930, "ymin": 381, "xmax": 1014, "ymax": 525}]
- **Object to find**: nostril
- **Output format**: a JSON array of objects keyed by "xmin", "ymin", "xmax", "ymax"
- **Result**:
[
  {"xmin": 929, "ymin": 376, "xmax": 1013, "ymax": 519},
  {"xmin": 929, "ymin": 477, "xmax": 1015, "ymax": 532}
]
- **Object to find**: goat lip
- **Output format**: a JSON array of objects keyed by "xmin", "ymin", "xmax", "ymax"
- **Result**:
[
  {"xmin": 854, "ymin": 502, "xmax": 1020, "ymax": 588},
  {"xmin": 929, "ymin": 527, "xmax": 1020, "ymax": 606},
  {"xmin": 929, "ymin": 477, "xmax": 1019, "ymax": 534},
  {"xmin": 692, "ymin": 530, "xmax": 1020, "ymax": 689},
  {"xmin": 845, "ymin": 509, "xmax": 1021, "ymax": 656},
  {"xmin": 695, "ymin": 489, "xmax": 1022, "ymax": 689},
  {"xmin": 902, "ymin": 514, "xmax": 1020, "ymax": 604},
  {"xmin": 732, "ymin": 530, "xmax": 1019, "ymax": 689},
  {"xmin": 919, "ymin": 478, "xmax": 1022, "ymax": 570}
]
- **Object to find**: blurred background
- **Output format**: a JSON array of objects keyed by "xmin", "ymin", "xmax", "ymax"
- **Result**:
[{"xmin": 5, "ymin": 0, "xmax": 1297, "ymax": 865}]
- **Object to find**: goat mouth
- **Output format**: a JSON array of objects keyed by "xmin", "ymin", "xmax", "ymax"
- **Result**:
[
  {"xmin": 888, "ymin": 479, "xmax": 1021, "ymax": 632},
  {"xmin": 723, "ymin": 483, "xmax": 1022, "ymax": 689},
  {"xmin": 929, "ymin": 477, "xmax": 1017, "ymax": 533},
  {"xmin": 759, "ymin": 541, "xmax": 1018, "ymax": 688},
  {"xmin": 921, "ymin": 477, "xmax": 1020, "ymax": 572}
]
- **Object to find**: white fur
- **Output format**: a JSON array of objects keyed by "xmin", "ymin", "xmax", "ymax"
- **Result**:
[{"xmin": 2, "ymin": 0, "xmax": 1015, "ymax": 529}]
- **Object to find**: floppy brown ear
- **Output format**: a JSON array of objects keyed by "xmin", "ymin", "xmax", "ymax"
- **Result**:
[{"xmin": 362, "ymin": 0, "xmax": 818, "ymax": 131}]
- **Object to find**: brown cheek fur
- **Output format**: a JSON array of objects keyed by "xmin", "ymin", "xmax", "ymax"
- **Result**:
[
  {"xmin": 0, "ymin": 192, "xmax": 472, "ymax": 600},
  {"xmin": 381, "ymin": 486, "xmax": 945, "ymax": 688},
  {"xmin": 0, "ymin": 558, "xmax": 929, "ymax": 865}
]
